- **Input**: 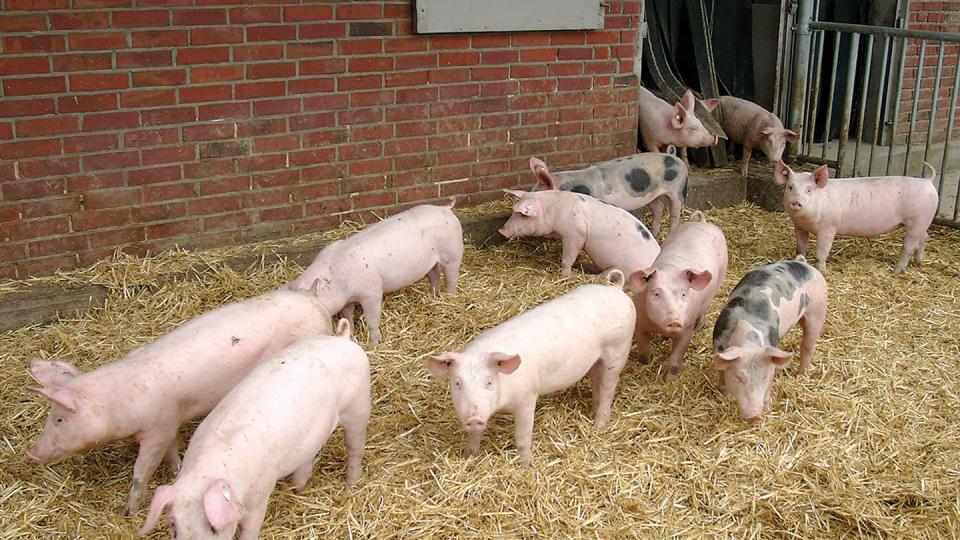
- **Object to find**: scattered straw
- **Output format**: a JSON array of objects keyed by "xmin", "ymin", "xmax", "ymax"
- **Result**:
[{"xmin": 1, "ymin": 202, "xmax": 958, "ymax": 539}]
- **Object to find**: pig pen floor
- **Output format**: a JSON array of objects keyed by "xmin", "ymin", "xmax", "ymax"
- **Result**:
[{"xmin": 1, "ymin": 202, "xmax": 959, "ymax": 539}]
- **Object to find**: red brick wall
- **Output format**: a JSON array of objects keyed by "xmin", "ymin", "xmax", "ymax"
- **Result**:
[
  {"xmin": 895, "ymin": 1, "xmax": 960, "ymax": 143},
  {"xmin": 0, "ymin": 1, "xmax": 641, "ymax": 280}
]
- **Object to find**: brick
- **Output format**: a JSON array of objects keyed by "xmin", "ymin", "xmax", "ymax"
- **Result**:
[
  {"xmin": 251, "ymin": 171, "xmax": 299, "ymax": 190},
  {"xmin": 396, "ymin": 54, "xmax": 437, "ymax": 70},
  {"xmin": 197, "ymin": 175, "xmax": 248, "ymax": 195},
  {"xmin": 83, "ymin": 150, "xmax": 139, "ymax": 171},
  {"xmin": 439, "ymin": 51, "xmax": 480, "ymax": 67},
  {"xmin": 112, "ymin": 9, "xmax": 169, "ymax": 27},
  {"xmin": 52, "ymin": 54, "xmax": 112, "ymax": 73},
  {"xmin": 240, "ymin": 152, "xmax": 288, "ymax": 170},
  {"xmin": 0, "ymin": 138, "xmax": 59, "ymax": 159},
  {"xmin": 124, "ymin": 128, "xmax": 179, "ymax": 147},
  {"xmin": 131, "ymin": 202, "xmax": 186, "ymax": 223},
  {"xmin": 349, "ymin": 56, "xmax": 394, "ymax": 72},
  {"xmin": 303, "ymin": 93, "xmax": 349, "ymax": 111},
  {"xmin": 17, "ymin": 157, "xmax": 80, "ymax": 179},
  {"xmin": 127, "ymin": 165, "xmax": 182, "ymax": 186},
  {"xmin": 199, "ymin": 102, "xmax": 250, "ymax": 120},
  {"xmin": 184, "ymin": 122, "xmax": 234, "ymax": 141},
  {"xmin": 67, "ymin": 172, "xmax": 124, "ymax": 191},
  {"xmin": 82, "ymin": 188, "xmax": 142, "ymax": 210},
  {"xmin": 16, "ymin": 116, "xmax": 78, "ymax": 137},
  {"xmin": 0, "ymin": 14, "xmax": 47, "ymax": 32},
  {"xmin": 253, "ymin": 98, "xmax": 301, "ymax": 115},
  {"xmin": 300, "ymin": 58, "xmax": 346, "ymax": 75},
  {"xmin": 89, "ymin": 228, "xmax": 145, "ymax": 249},
  {"xmin": 339, "ymin": 39, "xmax": 382, "ymax": 55},
  {"xmin": 177, "ymin": 46, "xmax": 230, "ymax": 65},
  {"xmin": 339, "ymin": 141, "xmax": 381, "ymax": 161},
  {"xmin": 132, "ymin": 69, "xmax": 188, "ymax": 87},
  {"xmin": 3, "ymin": 76, "xmax": 65, "ymax": 97},
  {"xmin": 2, "ymin": 176, "xmax": 64, "ymax": 200},
  {"xmin": 349, "ymin": 22, "xmax": 393, "ymax": 36},
  {"xmin": 247, "ymin": 25, "xmax": 296, "ymax": 42},
  {"xmin": 142, "ymin": 107, "xmax": 196, "ymax": 126},
  {"xmin": 29, "ymin": 235, "xmax": 87, "ymax": 258},
  {"xmin": 238, "ymin": 118, "xmax": 285, "ymax": 137},
  {"xmin": 203, "ymin": 211, "xmax": 254, "ymax": 232},
  {"xmin": 179, "ymin": 84, "xmax": 232, "ymax": 103},
  {"xmin": 188, "ymin": 195, "xmax": 241, "ymax": 215},
  {"xmin": 259, "ymin": 205, "xmax": 302, "ymax": 222},
  {"xmin": 236, "ymin": 81, "xmax": 286, "ymax": 99},
  {"xmin": 199, "ymin": 140, "xmax": 249, "ymax": 159},
  {"xmin": 385, "ymin": 36, "xmax": 429, "ymax": 53},
  {"xmin": 142, "ymin": 145, "xmax": 196, "ymax": 165},
  {"xmin": 117, "ymin": 50, "xmax": 173, "ymax": 69},
  {"xmin": 397, "ymin": 87, "xmax": 438, "ymax": 104},
  {"xmin": 147, "ymin": 219, "xmax": 199, "ymax": 240},
  {"xmin": 191, "ymin": 27, "xmax": 243, "ymax": 46},
  {"xmin": 68, "ymin": 32, "xmax": 127, "ymax": 51},
  {"xmin": 234, "ymin": 43, "xmax": 284, "ymax": 61},
  {"xmin": 287, "ymin": 41, "xmax": 335, "ymax": 58},
  {"xmin": 81, "ymin": 111, "xmax": 140, "ymax": 131},
  {"xmin": 21, "ymin": 196, "xmax": 82, "ymax": 219},
  {"xmin": 121, "ymin": 88, "xmax": 177, "ymax": 108},
  {"xmin": 299, "ymin": 23, "xmax": 347, "ymax": 39},
  {"xmin": 558, "ymin": 47, "xmax": 593, "ymax": 60},
  {"xmin": 430, "ymin": 69, "xmax": 470, "ymax": 84},
  {"xmin": 173, "ymin": 8, "xmax": 227, "ymax": 25},
  {"xmin": 353, "ymin": 189, "xmax": 395, "ymax": 209},
  {"xmin": 62, "ymin": 97, "xmax": 123, "ymax": 121},
  {"xmin": 0, "ymin": 56, "xmax": 50, "ymax": 76},
  {"xmin": 4, "ymin": 35, "xmax": 64, "ymax": 54},
  {"xmin": 132, "ymin": 30, "xmax": 189, "ymax": 48},
  {"xmin": 338, "ymin": 75, "xmax": 383, "ymax": 91},
  {"xmin": 73, "ymin": 0, "xmax": 132, "ymax": 7},
  {"xmin": 229, "ymin": 6, "xmax": 281, "ymax": 23},
  {"xmin": 285, "ymin": 5, "xmax": 334, "ymax": 21},
  {"xmin": 71, "ymin": 207, "xmax": 131, "ymax": 232},
  {"xmin": 335, "ymin": 3, "xmax": 382, "ymax": 20},
  {"xmin": 290, "ymin": 112, "xmax": 335, "ymax": 131},
  {"xmin": 7, "ymin": 0, "xmax": 66, "ymax": 9},
  {"xmin": 70, "ymin": 73, "xmax": 128, "ymax": 92},
  {"xmin": 247, "ymin": 62, "xmax": 296, "ymax": 79}
]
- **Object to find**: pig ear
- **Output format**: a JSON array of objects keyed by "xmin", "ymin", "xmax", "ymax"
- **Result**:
[
  {"xmin": 714, "ymin": 347, "xmax": 741, "ymax": 368},
  {"xmin": 774, "ymin": 160, "xmax": 791, "ymax": 185},
  {"xmin": 671, "ymin": 103, "xmax": 686, "ymax": 129},
  {"xmin": 335, "ymin": 318, "xmax": 351, "ymax": 339},
  {"xmin": 487, "ymin": 352, "xmax": 521, "ymax": 374},
  {"xmin": 502, "ymin": 188, "xmax": 527, "ymax": 199},
  {"xmin": 765, "ymin": 346, "xmax": 793, "ymax": 366},
  {"xmin": 139, "ymin": 485, "xmax": 177, "ymax": 536},
  {"xmin": 685, "ymin": 269, "xmax": 712, "ymax": 291},
  {"xmin": 680, "ymin": 89, "xmax": 696, "ymax": 112},
  {"xmin": 203, "ymin": 479, "xmax": 243, "ymax": 533},
  {"xmin": 783, "ymin": 129, "xmax": 800, "ymax": 142},
  {"xmin": 701, "ymin": 98, "xmax": 720, "ymax": 112},
  {"xmin": 528, "ymin": 157, "xmax": 557, "ymax": 190},
  {"xmin": 514, "ymin": 198, "xmax": 540, "ymax": 218},
  {"xmin": 29, "ymin": 359, "xmax": 81, "ymax": 387},
  {"xmin": 813, "ymin": 165, "xmax": 830, "ymax": 188},
  {"xmin": 29, "ymin": 386, "xmax": 79, "ymax": 413},
  {"xmin": 425, "ymin": 352, "xmax": 458, "ymax": 378},
  {"xmin": 761, "ymin": 126, "xmax": 776, "ymax": 136},
  {"xmin": 626, "ymin": 268, "xmax": 655, "ymax": 293}
]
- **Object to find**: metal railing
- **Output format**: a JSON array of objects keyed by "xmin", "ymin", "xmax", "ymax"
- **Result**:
[{"xmin": 788, "ymin": 17, "xmax": 960, "ymax": 227}]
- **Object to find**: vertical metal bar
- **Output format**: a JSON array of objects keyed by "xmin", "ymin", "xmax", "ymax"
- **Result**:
[
  {"xmin": 787, "ymin": 0, "xmax": 816, "ymax": 160},
  {"xmin": 922, "ymin": 41, "xmax": 946, "ymax": 169},
  {"xmin": 821, "ymin": 32, "xmax": 842, "ymax": 161},
  {"xmin": 853, "ymin": 34, "xmax": 874, "ymax": 175},
  {"xmin": 939, "ymin": 50, "xmax": 960, "ymax": 202},
  {"xmin": 885, "ymin": 36, "xmax": 909, "ymax": 176},
  {"xmin": 905, "ymin": 40, "xmax": 926, "ymax": 176},
  {"xmin": 868, "ymin": 35, "xmax": 891, "ymax": 176},
  {"xmin": 836, "ymin": 33, "xmax": 861, "ymax": 176},
  {"xmin": 805, "ymin": 30, "xmax": 826, "ymax": 156}
]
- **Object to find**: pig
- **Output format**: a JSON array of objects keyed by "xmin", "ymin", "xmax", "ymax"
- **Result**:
[
  {"xmin": 712, "ymin": 256, "xmax": 828, "ymax": 422},
  {"xmin": 499, "ymin": 189, "xmax": 661, "ymax": 278},
  {"xmin": 775, "ymin": 161, "xmax": 940, "ymax": 274},
  {"xmin": 26, "ymin": 286, "xmax": 334, "ymax": 516},
  {"xmin": 638, "ymin": 86, "xmax": 721, "ymax": 165},
  {"xmin": 140, "ymin": 319, "xmax": 370, "ymax": 540},
  {"xmin": 425, "ymin": 271, "xmax": 636, "ymax": 465},
  {"xmin": 627, "ymin": 211, "xmax": 728, "ymax": 380},
  {"xmin": 718, "ymin": 95, "xmax": 799, "ymax": 176},
  {"xmin": 527, "ymin": 152, "xmax": 688, "ymax": 237},
  {"xmin": 286, "ymin": 200, "xmax": 463, "ymax": 344}
]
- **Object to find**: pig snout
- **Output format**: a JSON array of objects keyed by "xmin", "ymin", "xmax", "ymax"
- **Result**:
[
  {"xmin": 462, "ymin": 416, "xmax": 487, "ymax": 432},
  {"xmin": 665, "ymin": 319, "xmax": 683, "ymax": 332},
  {"xmin": 498, "ymin": 226, "xmax": 513, "ymax": 238},
  {"xmin": 25, "ymin": 446, "xmax": 45, "ymax": 462},
  {"xmin": 743, "ymin": 413, "xmax": 763, "ymax": 424},
  {"xmin": 788, "ymin": 200, "xmax": 803, "ymax": 212}
]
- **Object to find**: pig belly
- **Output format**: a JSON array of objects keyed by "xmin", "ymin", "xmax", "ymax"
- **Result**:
[
  {"xmin": 362, "ymin": 248, "xmax": 439, "ymax": 294},
  {"xmin": 828, "ymin": 179, "xmax": 936, "ymax": 237}
]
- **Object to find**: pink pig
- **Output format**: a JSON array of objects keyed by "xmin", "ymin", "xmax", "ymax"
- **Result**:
[
  {"xmin": 286, "ymin": 200, "xmax": 463, "ymax": 344},
  {"xmin": 140, "ymin": 319, "xmax": 370, "ymax": 540},
  {"xmin": 425, "ymin": 271, "xmax": 636, "ymax": 465},
  {"xmin": 499, "ymin": 189, "xmax": 661, "ymax": 278},
  {"xmin": 638, "ymin": 87, "xmax": 720, "ymax": 163},
  {"xmin": 712, "ymin": 256, "xmax": 828, "ymax": 422},
  {"xmin": 718, "ymin": 96, "xmax": 799, "ymax": 176},
  {"xmin": 775, "ymin": 161, "xmax": 939, "ymax": 274},
  {"xmin": 627, "ymin": 211, "xmax": 728, "ymax": 380},
  {"xmin": 26, "ymin": 287, "xmax": 334, "ymax": 516}
]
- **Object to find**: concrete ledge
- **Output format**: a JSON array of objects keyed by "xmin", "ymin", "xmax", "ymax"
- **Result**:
[{"xmin": 0, "ymin": 168, "xmax": 750, "ymax": 332}]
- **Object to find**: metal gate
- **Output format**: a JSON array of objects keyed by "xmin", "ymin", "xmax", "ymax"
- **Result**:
[{"xmin": 784, "ymin": 0, "xmax": 960, "ymax": 227}]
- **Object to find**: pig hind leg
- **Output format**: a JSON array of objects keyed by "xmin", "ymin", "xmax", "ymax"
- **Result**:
[
  {"xmin": 666, "ymin": 193, "xmax": 683, "ymax": 235},
  {"xmin": 797, "ymin": 299, "xmax": 827, "ymax": 375},
  {"xmin": 340, "ymin": 303, "xmax": 356, "ymax": 321},
  {"xmin": 592, "ymin": 342, "xmax": 631, "ymax": 427},
  {"xmin": 894, "ymin": 224, "xmax": 929, "ymax": 274},
  {"xmin": 164, "ymin": 434, "xmax": 182, "ymax": 474},
  {"xmin": 427, "ymin": 264, "xmax": 442, "ymax": 296},
  {"xmin": 358, "ymin": 292, "xmax": 384, "ymax": 344},
  {"xmin": 439, "ymin": 252, "xmax": 462, "ymax": 294},
  {"xmin": 341, "ymin": 400, "xmax": 370, "ymax": 485},
  {"xmin": 127, "ymin": 431, "xmax": 177, "ymax": 515},
  {"xmin": 740, "ymin": 145, "xmax": 752, "ymax": 176},
  {"xmin": 648, "ymin": 198, "xmax": 665, "ymax": 238}
]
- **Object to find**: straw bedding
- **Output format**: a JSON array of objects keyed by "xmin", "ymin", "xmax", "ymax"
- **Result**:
[{"xmin": 1, "ymin": 202, "xmax": 958, "ymax": 539}]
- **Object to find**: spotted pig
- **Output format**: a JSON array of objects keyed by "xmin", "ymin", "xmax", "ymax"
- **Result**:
[
  {"xmin": 712, "ymin": 256, "xmax": 827, "ymax": 422},
  {"xmin": 528, "ymin": 152, "xmax": 688, "ymax": 237}
]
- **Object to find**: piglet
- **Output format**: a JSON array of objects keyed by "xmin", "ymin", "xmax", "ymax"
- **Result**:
[
  {"xmin": 26, "ymin": 287, "xmax": 334, "ymax": 516},
  {"xmin": 425, "ymin": 271, "xmax": 636, "ymax": 465},
  {"xmin": 638, "ymin": 87, "xmax": 721, "ymax": 164},
  {"xmin": 287, "ymin": 200, "xmax": 463, "ymax": 343},
  {"xmin": 528, "ymin": 152, "xmax": 688, "ymax": 237},
  {"xmin": 499, "ymin": 189, "xmax": 660, "ymax": 278},
  {"xmin": 712, "ymin": 256, "xmax": 828, "ymax": 422},
  {"xmin": 627, "ymin": 211, "xmax": 728, "ymax": 379},
  {"xmin": 775, "ymin": 161, "xmax": 939, "ymax": 274},
  {"xmin": 140, "ymin": 319, "xmax": 370, "ymax": 540},
  {"xmin": 718, "ymin": 96, "xmax": 799, "ymax": 176}
]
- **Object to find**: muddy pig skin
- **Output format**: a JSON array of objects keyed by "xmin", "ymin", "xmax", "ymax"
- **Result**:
[
  {"xmin": 26, "ymin": 287, "xmax": 334, "ymax": 516},
  {"xmin": 775, "ymin": 161, "xmax": 939, "ymax": 274},
  {"xmin": 712, "ymin": 256, "xmax": 828, "ymax": 422},
  {"xmin": 425, "ymin": 272, "xmax": 636, "ymax": 465},
  {"xmin": 627, "ymin": 211, "xmax": 728, "ymax": 380},
  {"xmin": 140, "ymin": 319, "xmax": 370, "ymax": 540},
  {"xmin": 528, "ymin": 152, "xmax": 688, "ymax": 237},
  {"xmin": 286, "ymin": 200, "xmax": 463, "ymax": 344},
  {"xmin": 718, "ymin": 96, "xmax": 799, "ymax": 176},
  {"xmin": 638, "ymin": 87, "xmax": 720, "ymax": 163},
  {"xmin": 499, "ymin": 189, "xmax": 660, "ymax": 278}
]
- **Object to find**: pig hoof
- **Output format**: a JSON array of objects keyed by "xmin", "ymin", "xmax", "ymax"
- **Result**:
[
  {"xmin": 345, "ymin": 470, "xmax": 362, "ymax": 486},
  {"xmin": 518, "ymin": 453, "xmax": 533, "ymax": 466},
  {"xmin": 664, "ymin": 367, "xmax": 680, "ymax": 381},
  {"xmin": 594, "ymin": 416, "xmax": 610, "ymax": 429}
]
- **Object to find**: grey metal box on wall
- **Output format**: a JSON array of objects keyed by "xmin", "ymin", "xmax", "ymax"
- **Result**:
[{"xmin": 414, "ymin": 0, "xmax": 605, "ymax": 33}]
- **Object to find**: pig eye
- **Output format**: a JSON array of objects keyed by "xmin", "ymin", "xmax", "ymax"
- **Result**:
[
  {"xmin": 485, "ymin": 380, "xmax": 492, "ymax": 389},
  {"xmin": 55, "ymin": 417, "xmax": 63, "ymax": 424},
  {"xmin": 454, "ymin": 380, "xmax": 461, "ymax": 389},
  {"xmin": 805, "ymin": 187, "xmax": 812, "ymax": 193},
  {"xmin": 652, "ymin": 290, "xmax": 660, "ymax": 298}
]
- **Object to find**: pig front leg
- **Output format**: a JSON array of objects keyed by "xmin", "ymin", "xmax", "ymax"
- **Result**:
[
  {"xmin": 237, "ymin": 500, "xmax": 269, "ymax": 540},
  {"xmin": 648, "ymin": 198, "xmax": 664, "ymax": 238},
  {"xmin": 797, "ymin": 303, "xmax": 827, "ymax": 375},
  {"xmin": 291, "ymin": 458, "xmax": 315, "ymax": 490},
  {"xmin": 164, "ymin": 434, "xmax": 182, "ymax": 474},
  {"xmin": 634, "ymin": 330, "xmax": 653, "ymax": 364},
  {"xmin": 794, "ymin": 227, "xmax": 810, "ymax": 258},
  {"xmin": 340, "ymin": 303, "xmax": 356, "ymax": 321},
  {"xmin": 359, "ymin": 293, "xmax": 384, "ymax": 344},
  {"xmin": 665, "ymin": 329, "xmax": 696, "ymax": 381},
  {"xmin": 813, "ymin": 230, "xmax": 836, "ymax": 272},
  {"xmin": 559, "ymin": 236, "xmax": 584, "ymax": 277},
  {"xmin": 127, "ymin": 432, "xmax": 177, "ymax": 515},
  {"xmin": 512, "ymin": 400, "xmax": 537, "ymax": 466},
  {"xmin": 592, "ymin": 347, "xmax": 629, "ymax": 428},
  {"xmin": 740, "ymin": 145, "xmax": 752, "ymax": 176}
]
